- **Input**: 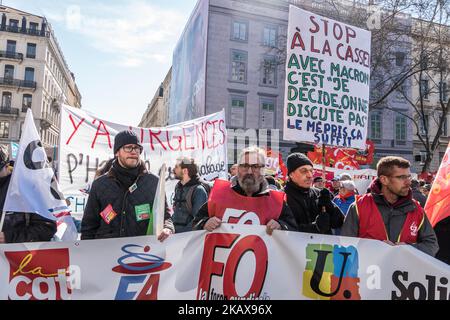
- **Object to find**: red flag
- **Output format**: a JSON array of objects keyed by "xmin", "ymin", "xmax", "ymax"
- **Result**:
[{"xmin": 424, "ymin": 141, "xmax": 450, "ymax": 227}]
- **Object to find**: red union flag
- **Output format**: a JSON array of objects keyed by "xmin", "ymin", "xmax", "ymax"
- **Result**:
[
  {"xmin": 424, "ymin": 142, "xmax": 450, "ymax": 227},
  {"xmin": 5, "ymin": 248, "xmax": 71, "ymax": 300}
]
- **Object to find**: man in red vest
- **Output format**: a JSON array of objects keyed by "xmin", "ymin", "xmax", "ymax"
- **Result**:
[
  {"xmin": 193, "ymin": 146, "xmax": 297, "ymax": 234},
  {"xmin": 341, "ymin": 156, "xmax": 439, "ymax": 256}
]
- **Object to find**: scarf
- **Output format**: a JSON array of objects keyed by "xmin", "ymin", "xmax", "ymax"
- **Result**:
[{"xmin": 111, "ymin": 160, "xmax": 140, "ymax": 189}]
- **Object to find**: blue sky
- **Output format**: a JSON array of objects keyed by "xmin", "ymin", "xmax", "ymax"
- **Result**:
[{"xmin": 4, "ymin": 0, "xmax": 198, "ymax": 125}]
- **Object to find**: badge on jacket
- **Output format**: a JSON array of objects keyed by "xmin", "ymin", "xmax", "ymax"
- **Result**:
[
  {"xmin": 100, "ymin": 204, "xmax": 118, "ymax": 224},
  {"xmin": 135, "ymin": 203, "xmax": 152, "ymax": 222}
]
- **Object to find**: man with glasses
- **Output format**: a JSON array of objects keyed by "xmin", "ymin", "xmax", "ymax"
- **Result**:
[
  {"xmin": 81, "ymin": 130, "xmax": 174, "ymax": 241},
  {"xmin": 284, "ymin": 153, "xmax": 344, "ymax": 235},
  {"xmin": 341, "ymin": 156, "xmax": 438, "ymax": 256},
  {"xmin": 193, "ymin": 146, "xmax": 297, "ymax": 234}
]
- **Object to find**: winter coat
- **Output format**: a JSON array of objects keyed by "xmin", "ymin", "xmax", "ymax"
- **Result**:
[
  {"xmin": 284, "ymin": 180, "xmax": 344, "ymax": 234},
  {"xmin": 341, "ymin": 179, "xmax": 439, "ymax": 257},
  {"xmin": 81, "ymin": 161, "xmax": 174, "ymax": 239},
  {"xmin": 0, "ymin": 174, "xmax": 56, "ymax": 243}
]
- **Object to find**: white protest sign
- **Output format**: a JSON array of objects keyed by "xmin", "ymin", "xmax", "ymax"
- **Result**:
[{"xmin": 284, "ymin": 6, "xmax": 371, "ymax": 149}]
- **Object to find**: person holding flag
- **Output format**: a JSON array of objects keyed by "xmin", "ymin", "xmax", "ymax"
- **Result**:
[
  {"xmin": 0, "ymin": 142, "xmax": 56, "ymax": 244},
  {"xmin": 81, "ymin": 130, "xmax": 174, "ymax": 241},
  {"xmin": 341, "ymin": 156, "xmax": 438, "ymax": 257}
]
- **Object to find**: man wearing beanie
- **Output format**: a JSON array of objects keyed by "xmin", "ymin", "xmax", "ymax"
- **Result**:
[
  {"xmin": 0, "ymin": 146, "xmax": 56, "ymax": 243},
  {"xmin": 81, "ymin": 130, "xmax": 174, "ymax": 241},
  {"xmin": 284, "ymin": 152, "xmax": 344, "ymax": 235}
]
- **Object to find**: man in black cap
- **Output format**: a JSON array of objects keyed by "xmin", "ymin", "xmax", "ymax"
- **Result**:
[
  {"xmin": 0, "ymin": 145, "xmax": 56, "ymax": 243},
  {"xmin": 81, "ymin": 130, "xmax": 174, "ymax": 240},
  {"xmin": 284, "ymin": 152, "xmax": 344, "ymax": 234}
]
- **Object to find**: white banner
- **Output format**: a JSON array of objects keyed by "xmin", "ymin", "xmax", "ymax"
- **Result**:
[
  {"xmin": 4, "ymin": 109, "xmax": 68, "ymax": 220},
  {"xmin": 59, "ymin": 105, "xmax": 228, "ymax": 215},
  {"xmin": 283, "ymin": 6, "xmax": 370, "ymax": 150},
  {"xmin": 0, "ymin": 225, "xmax": 448, "ymax": 300}
]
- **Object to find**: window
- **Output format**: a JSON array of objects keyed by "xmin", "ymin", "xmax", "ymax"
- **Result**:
[
  {"xmin": 25, "ymin": 67, "xmax": 35, "ymax": 82},
  {"xmin": 260, "ymin": 98, "xmax": 275, "ymax": 129},
  {"xmin": 370, "ymin": 112, "xmax": 382, "ymax": 140},
  {"xmin": 420, "ymin": 80, "xmax": 429, "ymax": 99},
  {"xmin": 0, "ymin": 121, "xmax": 9, "ymax": 138},
  {"xmin": 442, "ymin": 116, "xmax": 448, "ymax": 137},
  {"xmin": 261, "ymin": 57, "xmax": 277, "ymax": 86},
  {"xmin": 2, "ymin": 92, "xmax": 12, "ymax": 109},
  {"xmin": 263, "ymin": 26, "xmax": 277, "ymax": 47},
  {"xmin": 395, "ymin": 115, "xmax": 406, "ymax": 142},
  {"xmin": 27, "ymin": 43, "xmax": 36, "ymax": 59},
  {"xmin": 231, "ymin": 21, "xmax": 248, "ymax": 41},
  {"xmin": 419, "ymin": 114, "xmax": 429, "ymax": 136},
  {"xmin": 6, "ymin": 40, "xmax": 16, "ymax": 53},
  {"xmin": 29, "ymin": 22, "xmax": 39, "ymax": 35},
  {"xmin": 4, "ymin": 65, "xmax": 14, "ymax": 79},
  {"xmin": 22, "ymin": 94, "xmax": 32, "ymax": 112},
  {"xmin": 229, "ymin": 95, "xmax": 246, "ymax": 128},
  {"xmin": 440, "ymin": 81, "xmax": 448, "ymax": 102},
  {"xmin": 8, "ymin": 19, "xmax": 19, "ymax": 32},
  {"xmin": 19, "ymin": 122, "xmax": 24, "ymax": 139},
  {"xmin": 230, "ymin": 50, "xmax": 247, "ymax": 83},
  {"xmin": 419, "ymin": 151, "xmax": 427, "ymax": 165},
  {"xmin": 395, "ymin": 52, "xmax": 405, "ymax": 66}
]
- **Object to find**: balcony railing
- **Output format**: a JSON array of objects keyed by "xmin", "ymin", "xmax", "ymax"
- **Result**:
[
  {"xmin": 0, "ymin": 50, "xmax": 23, "ymax": 60},
  {"xmin": 0, "ymin": 25, "xmax": 50, "ymax": 37},
  {"xmin": 0, "ymin": 106, "xmax": 19, "ymax": 115},
  {"xmin": 0, "ymin": 77, "xmax": 37, "ymax": 89}
]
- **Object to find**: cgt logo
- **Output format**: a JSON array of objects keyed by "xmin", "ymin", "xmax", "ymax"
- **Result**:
[
  {"xmin": 6, "ymin": 248, "xmax": 72, "ymax": 300},
  {"xmin": 302, "ymin": 244, "xmax": 361, "ymax": 300},
  {"xmin": 197, "ymin": 233, "xmax": 269, "ymax": 300},
  {"xmin": 112, "ymin": 244, "xmax": 171, "ymax": 300}
]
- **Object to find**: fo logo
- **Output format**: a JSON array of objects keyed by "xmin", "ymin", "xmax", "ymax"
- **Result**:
[
  {"xmin": 6, "ymin": 248, "xmax": 71, "ymax": 300},
  {"xmin": 302, "ymin": 244, "xmax": 360, "ymax": 300},
  {"xmin": 113, "ymin": 244, "xmax": 171, "ymax": 300}
]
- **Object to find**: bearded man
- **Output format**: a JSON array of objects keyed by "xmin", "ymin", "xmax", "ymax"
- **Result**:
[{"xmin": 193, "ymin": 146, "xmax": 297, "ymax": 235}]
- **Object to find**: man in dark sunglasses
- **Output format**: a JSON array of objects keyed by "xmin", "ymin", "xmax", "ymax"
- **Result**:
[
  {"xmin": 81, "ymin": 130, "xmax": 174, "ymax": 241},
  {"xmin": 341, "ymin": 156, "xmax": 438, "ymax": 257}
]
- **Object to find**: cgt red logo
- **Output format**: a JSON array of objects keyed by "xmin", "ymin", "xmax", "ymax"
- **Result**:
[
  {"xmin": 197, "ymin": 233, "xmax": 269, "ymax": 300},
  {"xmin": 112, "ymin": 244, "xmax": 172, "ymax": 300},
  {"xmin": 5, "ymin": 248, "xmax": 71, "ymax": 300}
]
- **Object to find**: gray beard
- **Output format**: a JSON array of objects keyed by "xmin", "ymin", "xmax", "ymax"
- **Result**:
[{"xmin": 239, "ymin": 174, "xmax": 263, "ymax": 195}]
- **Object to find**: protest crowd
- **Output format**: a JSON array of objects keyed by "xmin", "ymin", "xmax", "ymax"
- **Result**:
[{"xmin": 0, "ymin": 129, "xmax": 448, "ymax": 266}]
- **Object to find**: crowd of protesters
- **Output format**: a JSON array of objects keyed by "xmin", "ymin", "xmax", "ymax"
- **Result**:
[{"xmin": 0, "ymin": 130, "xmax": 448, "ymax": 265}]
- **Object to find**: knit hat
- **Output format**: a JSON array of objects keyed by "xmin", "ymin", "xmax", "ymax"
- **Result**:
[
  {"xmin": 113, "ymin": 130, "xmax": 142, "ymax": 154},
  {"xmin": 0, "ymin": 145, "xmax": 9, "ymax": 171},
  {"xmin": 286, "ymin": 153, "xmax": 313, "ymax": 174},
  {"xmin": 313, "ymin": 176, "xmax": 323, "ymax": 183},
  {"xmin": 340, "ymin": 180, "xmax": 356, "ymax": 191}
]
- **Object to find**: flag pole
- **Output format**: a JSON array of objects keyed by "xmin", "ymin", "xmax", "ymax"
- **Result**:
[
  {"xmin": 0, "ymin": 211, "xmax": 6, "ymax": 233},
  {"xmin": 322, "ymin": 144, "xmax": 326, "ymax": 181}
]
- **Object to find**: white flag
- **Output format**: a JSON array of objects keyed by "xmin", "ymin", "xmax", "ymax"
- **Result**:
[{"xmin": 4, "ymin": 109, "xmax": 68, "ymax": 220}]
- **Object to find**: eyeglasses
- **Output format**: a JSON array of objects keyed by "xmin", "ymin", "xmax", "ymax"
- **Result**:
[
  {"xmin": 122, "ymin": 145, "xmax": 143, "ymax": 154},
  {"xmin": 390, "ymin": 174, "xmax": 412, "ymax": 181},
  {"xmin": 239, "ymin": 163, "xmax": 264, "ymax": 171}
]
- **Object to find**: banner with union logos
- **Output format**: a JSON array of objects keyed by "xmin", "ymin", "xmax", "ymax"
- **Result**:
[{"xmin": 0, "ymin": 225, "xmax": 448, "ymax": 300}]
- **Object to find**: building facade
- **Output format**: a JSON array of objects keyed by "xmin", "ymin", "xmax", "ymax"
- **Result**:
[
  {"xmin": 139, "ymin": 68, "xmax": 171, "ymax": 127},
  {"xmin": 166, "ymin": 0, "xmax": 420, "ymax": 167},
  {"xmin": 410, "ymin": 18, "xmax": 450, "ymax": 173},
  {"xmin": 0, "ymin": 5, "xmax": 81, "ymax": 157}
]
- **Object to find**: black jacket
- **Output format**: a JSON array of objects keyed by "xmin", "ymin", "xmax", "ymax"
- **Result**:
[
  {"xmin": 193, "ymin": 181, "xmax": 298, "ymax": 231},
  {"xmin": 284, "ymin": 180, "xmax": 344, "ymax": 234},
  {"xmin": 0, "ymin": 174, "xmax": 56, "ymax": 243},
  {"xmin": 81, "ymin": 161, "xmax": 174, "ymax": 239},
  {"xmin": 434, "ymin": 216, "xmax": 450, "ymax": 264}
]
